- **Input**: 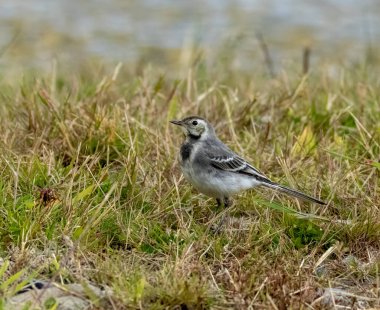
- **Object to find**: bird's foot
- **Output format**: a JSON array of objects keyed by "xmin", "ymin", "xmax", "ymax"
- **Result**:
[
  {"xmin": 224, "ymin": 197, "xmax": 232, "ymax": 208},
  {"xmin": 216, "ymin": 197, "xmax": 232, "ymax": 208}
]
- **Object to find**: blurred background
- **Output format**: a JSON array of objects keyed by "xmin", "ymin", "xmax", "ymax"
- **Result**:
[{"xmin": 0, "ymin": 0, "xmax": 379, "ymax": 74}]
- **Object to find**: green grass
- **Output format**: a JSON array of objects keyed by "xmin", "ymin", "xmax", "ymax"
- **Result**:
[{"xmin": 0, "ymin": 52, "xmax": 379, "ymax": 309}]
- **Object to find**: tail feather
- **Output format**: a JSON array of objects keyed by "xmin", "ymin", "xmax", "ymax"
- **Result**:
[{"xmin": 261, "ymin": 181, "xmax": 326, "ymax": 205}]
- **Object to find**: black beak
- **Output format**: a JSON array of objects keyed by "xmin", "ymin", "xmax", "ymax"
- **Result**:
[{"xmin": 170, "ymin": 120, "xmax": 183, "ymax": 126}]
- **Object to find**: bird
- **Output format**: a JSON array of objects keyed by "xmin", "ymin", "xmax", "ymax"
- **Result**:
[{"xmin": 170, "ymin": 116, "xmax": 326, "ymax": 207}]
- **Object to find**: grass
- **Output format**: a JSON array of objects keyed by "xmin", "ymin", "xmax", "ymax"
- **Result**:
[{"xmin": 0, "ymin": 49, "xmax": 379, "ymax": 309}]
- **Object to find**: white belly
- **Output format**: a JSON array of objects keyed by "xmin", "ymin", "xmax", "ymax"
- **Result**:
[{"xmin": 181, "ymin": 163, "xmax": 260, "ymax": 198}]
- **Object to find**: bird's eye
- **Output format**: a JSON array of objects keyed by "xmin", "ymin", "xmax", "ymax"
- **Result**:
[{"xmin": 192, "ymin": 120, "xmax": 198, "ymax": 126}]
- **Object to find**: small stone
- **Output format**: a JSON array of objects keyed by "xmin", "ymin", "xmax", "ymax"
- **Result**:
[
  {"xmin": 318, "ymin": 287, "xmax": 370, "ymax": 309},
  {"xmin": 342, "ymin": 255, "xmax": 360, "ymax": 267},
  {"xmin": 320, "ymin": 288, "xmax": 352, "ymax": 307},
  {"xmin": 314, "ymin": 265, "xmax": 328, "ymax": 277},
  {"xmin": 6, "ymin": 282, "xmax": 111, "ymax": 310}
]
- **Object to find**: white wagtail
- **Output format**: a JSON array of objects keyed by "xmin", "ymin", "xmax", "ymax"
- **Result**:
[{"xmin": 170, "ymin": 116, "xmax": 326, "ymax": 207}]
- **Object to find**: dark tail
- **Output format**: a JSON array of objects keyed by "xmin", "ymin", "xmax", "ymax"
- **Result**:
[{"xmin": 261, "ymin": 181, "xmax": 326, "ymax": 205}]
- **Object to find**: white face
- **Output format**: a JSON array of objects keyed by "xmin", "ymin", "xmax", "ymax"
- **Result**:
[
  {"xmin": 171, "ymin": 116, "xmax": 213, "ymax": 139},
  {"xmin": 183, "ymin": 118, "xmax": 209, "ymax": 138},
  {"xmin": 185, "ymin": 118, "xmax": 207, "ymax": 136}
]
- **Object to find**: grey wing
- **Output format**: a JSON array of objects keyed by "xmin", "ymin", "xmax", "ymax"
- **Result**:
[
  {"xmin": 205, "ymin": 142, "xmax": 272, "ymax": 183},
  {"xmin": 203, "ymin": 139, "xmax": 326, "ymax": 205}
]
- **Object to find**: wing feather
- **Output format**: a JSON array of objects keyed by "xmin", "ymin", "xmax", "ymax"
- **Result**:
[
  {"xmin": 203, "ymin": 138, "xmax": 272, "ymax": 182},
  {"xmin": 208, "ymin": 153, "xmax": 271, "ymax": 182}
]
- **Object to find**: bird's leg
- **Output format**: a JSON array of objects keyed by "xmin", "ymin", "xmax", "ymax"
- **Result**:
[
  {"xmin": 216, "ymin": 197, "xmax": 231, "ymax": 208},
  {"xmin": 216, "ymin": 198, "xmax": 222, "ymax": 208},
  {"xmin": 223, "ymin": 197, "xmax": 231, "ymax": 208}
]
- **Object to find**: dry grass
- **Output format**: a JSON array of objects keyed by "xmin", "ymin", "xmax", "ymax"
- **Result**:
[{"xmin": 0, "ymin": 51, "xmax": 379, "ymax": 309}]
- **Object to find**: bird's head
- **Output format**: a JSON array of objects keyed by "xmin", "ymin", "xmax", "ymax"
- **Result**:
[{"xmin": 170, "ymin": 116, "xmax": 215, "ymax": 140}]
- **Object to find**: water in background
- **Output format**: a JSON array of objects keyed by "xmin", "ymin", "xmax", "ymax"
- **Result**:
[{"xmin": 0, "ymin": 0, "xmax": 379, "ymax": 71}]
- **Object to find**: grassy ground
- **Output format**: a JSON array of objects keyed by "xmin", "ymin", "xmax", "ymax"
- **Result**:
[{"xmin": 0, "ymin": 52, "xmax": 379, "ymax": 309}]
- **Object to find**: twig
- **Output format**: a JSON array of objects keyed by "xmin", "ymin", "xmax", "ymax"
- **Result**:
[
  {"xmin": 256, "ymin": 33, "xmax": 275, "ymax": 78},
  {"xmin": 303, "ymin": 46, "xmax": 311, "ymax": 75}
]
